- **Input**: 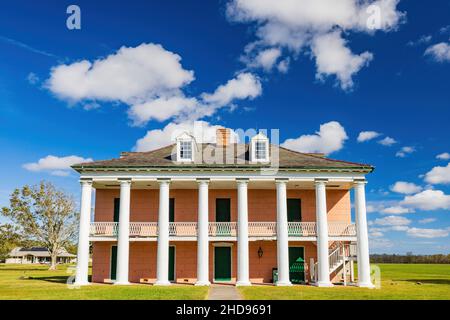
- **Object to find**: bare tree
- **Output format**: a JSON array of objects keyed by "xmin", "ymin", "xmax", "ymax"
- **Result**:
[{"xmin": 2, "ymin": 181, "xmax": 79, "ymax": 270}]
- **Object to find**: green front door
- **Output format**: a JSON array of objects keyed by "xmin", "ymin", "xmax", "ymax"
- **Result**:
[
  {"xmin": 110, "ymin": 246, "xmax": 117, "ymax": 280},
  {"xmin": 214, "ymin": 246, "xmax": 231, "ymax": 281},
  {"xmin": 169, "ymin": 246, "xmax": 175, "ymax": 282},
  {"xmin": 289, "ymin": 247, "xmax": 305, "ymax": 283}
]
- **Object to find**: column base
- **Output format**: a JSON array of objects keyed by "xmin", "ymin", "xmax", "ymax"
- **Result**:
[
  {"xmin": 357, "ymin": 282, "xmax": 375, "ymax": 288},
  {"xmin": 236, "ymin": 281, "xmax": 252, "ymax": 286},
  {"xmin": 73, "ymin": 281, "xmax": 90, "ymax": 286},
  {"xmin": 113, "ymin": 281, "xmax": 130, "ymax": 285},
  {"xmin": 275, "ymin": 281, "xmax": 292, "ymax": 286},
  {"xmin": 314, "ymin": 281, "xmax": 334, "ymax": 287},
  {"xmin": 195, "ymin": 280, "xmax": 211, "ymax": 286},
  {"xmin": 154, "ymin": 280, "xmax": 171, "ymax": 286}
]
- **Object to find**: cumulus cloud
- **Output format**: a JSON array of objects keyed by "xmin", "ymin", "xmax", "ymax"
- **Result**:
[
  {"xmin": 23, "ymin": 155, "xmax": 93, "ymax": 176},
  {"xmin": 401, "ymin": 189, "xmax": 450, "ymax": 210},
  {"xmin": 226, "ymin": 0, "xmax": 404, "ymax": 89},
  {"xmin": 418, "ymin": 218, "xmax": 436, "ymax": 224},
  {"xmin": 372, "ymin": 215, "xmax": 411, "ymax": 227},
  {"xmin": 380, "ymin": 206, "xmax": 412, "ymax": 214},
  {"xmin": 357, "ymin": 131, "xmax": 381, "ymax": 142},
  {"xmin": 424, "ymin": 163, "xmax": 450, "ymax": 185},
  {"xmin": 281, "ymin": 121, "xmax": 348, "ymax": 155},
  {"xmin": 425, "ymin": 42, "xmax": 450, "ymax": 62},
  {"xmin": 377, "ymin": 136, "xmax": 397, "ymax": 146},
  {"xmin": 390, "ymin": 181, "xmax": 422, "ymax": 194},
  {"xmin": 311, "ymin": 31, "xmax": 373, "ymax": 89},
  {"xmin": 133, "ymin": 121, "xmax": 236, "ymax": 152},
  {"xmin": 407, "ymin": 227, "xmax": 449, "ymax": 239},
  {"xmin": 395, "ymin": 146, "xmax": 415, "ymax": 158},
  {"xmin": 246, "ymin": 48, "xmax": 282, "ymax": 71},
  {"xmin": 407, "ymin": 34, "xmax": 432, "ymax": 47},
  {"xmin": 46, "ymin": 44, "xmax": 262, "ymax": 125},
  {"xmin": 436, "ymin": 152, "xmax": 450, "ymax": 160}
]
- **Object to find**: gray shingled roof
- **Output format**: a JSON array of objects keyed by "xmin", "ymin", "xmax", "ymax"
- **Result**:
[{"xmin": 72, "ymin": 143, "xmax": 373, "ymax": 173}]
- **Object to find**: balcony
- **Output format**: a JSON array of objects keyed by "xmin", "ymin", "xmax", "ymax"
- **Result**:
[{"xmin": 89, "ymin": 221, "xmax": 356, "ymax": 241}]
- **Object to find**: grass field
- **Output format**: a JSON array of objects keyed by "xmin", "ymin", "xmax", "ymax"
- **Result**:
[
  {"xmin": 0, "ymin": 264, "xmax": 208, "ymax": 300},
  {"xmin": 0, "ymin": 263, "xmax": 449, "ymax": 300},
  {"xmin": 239, "ymin": 264, "xmax": 450, "ymax": 300}
]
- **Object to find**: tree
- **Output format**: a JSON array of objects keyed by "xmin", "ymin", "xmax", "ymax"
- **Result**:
[
  {"xmin": 2, "ymin": 182, "xmax": 79, "ymax": 270},
  {"xmin": 0, "ymin": 224, "xmax": 22, "ymax": 262}
]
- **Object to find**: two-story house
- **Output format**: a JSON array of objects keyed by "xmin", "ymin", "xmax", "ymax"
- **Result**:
[{"xmin": 72, "ymin": 129, "xmax": 374, "ymax": 288}]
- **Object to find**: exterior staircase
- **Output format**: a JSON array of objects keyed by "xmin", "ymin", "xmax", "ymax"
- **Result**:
[{"xmin": 310, "ymin": 242, "xmax": 357, "ymax": 285}]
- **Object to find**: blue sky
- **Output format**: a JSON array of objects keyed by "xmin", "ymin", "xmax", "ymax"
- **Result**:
[{"xmin": 0, "ymin": 0, "xmax": 449, "ymax": 254}]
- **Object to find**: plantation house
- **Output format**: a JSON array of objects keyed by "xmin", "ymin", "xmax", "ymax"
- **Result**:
[{"xmin": 72, "ymin": 129, "xmax": 374, "ymax": 287}]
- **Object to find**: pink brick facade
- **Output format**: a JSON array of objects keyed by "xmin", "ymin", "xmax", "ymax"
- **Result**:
[{"xmin": 91, "ymin": 188, "xmax": 350, "ymax": 284}]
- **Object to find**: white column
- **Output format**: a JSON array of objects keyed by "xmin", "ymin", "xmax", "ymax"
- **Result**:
[
  {"xmin": 236, "ymin": 179, "xmax": 251, "ymax": 286},
  {"xmin": 354, "ymin": 180, "xmax": 374, "ymax": 288},
  {"xmin": 315, "ymin": 179, "xmax": 333, "ymax": 287},
  {"xmin": 155, "ymin": 179, "xmax": 171, "ymax": 286},
  {"xmin": 74, "ymin": 179, "xmax": 92, "ymax": 286},
  {"xmin": 195, "ymin": 179, "xmax": 210, "ymax": 286},
  {"xmin": 115, "ymin": 179, "xmax": 131, "ymax": 285},
  {"xmin": 275, "ymin": 179, "xmax": 292, "ymax": 286}
]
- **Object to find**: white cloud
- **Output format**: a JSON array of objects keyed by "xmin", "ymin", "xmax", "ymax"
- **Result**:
[
  {"xmin": 226, "ymin": 0, "xmax": 404, "ymax": 89},
  {"xmin": 418, "ymin": 218, "xmax": 436, "ymax": 224},
  {"xmin": 395, "ymin": 146, "xmax": 415, "ymax": 157},
  {"xmin": 377, "ymin": 136, "xmax": 397, "ymax": 146},
  {"xmin": 357, "ymin": 131, "xmax": 381, "ymax": 142},
  {"xmin": 425, "ymin": 42, "xmax": 450, "ymax": 62},
  {"xmin": 311, "ymin": 31, "xmax": 373, "ymax": 90},
  {"xmin": 47, "ymin": 43, "xmax": 194, "ymax": 104},
  {"xmin": 424, "ymin": 163, "xmax": 450, "ymax": 185},
  {"xmin": 407, "ymin": 34, "xmax": 432, "ymax": 47},
  {"xmin": 201, "ymin": 72, "xmax": 262, "ymax": 106},
  {"xmin": 247, "ymin": 48, "xmax": 282, "ymax": 71},
  {"xmin": 381, "ymin": 206, "xmax": 412, "ymax": 214},
  {"xmin": 407, "ymin": 227, "xmax": 449, "ymax": 239},
  {"xmin": 372, "ymin": 215, "xmax": 411, "ymax": 227},
  {"xmin": 133, "ymin": 121, "xmax": 234, "ymax": 152},
  {"xmin": 401, "ymin": 189, "xmax": 450, "ymax": 210},
  {"xmin": 390, "ymin": 181, "xmax": 422, "ymax": 194},
  {"xmin": 23, "ymin": 155, "xmax": 93, "ymax": 176},
  {"xmin": 436, "ymin": 152, "xmax": 450, "ymax": 160},
  {"xmin": 46, "ymin": 44, "xmax": 263, "ymax": 125},
  {"xmin": 281, "ymin": 121, "xmax": 348, "ymax": 155},
  {"xmin": 369, "ymin": 238, "xmax": 394, "ymax": 249}
]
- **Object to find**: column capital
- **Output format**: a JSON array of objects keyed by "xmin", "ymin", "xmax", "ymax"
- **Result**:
[
  {"xmin": 236, "ymin": 178, "xmax": 249, "ymax": 185},
  {"xmin": 79, "ymin": 178, "xmax": 93, "ymax": 186},
  {"xmin": 275, "ymin": 178, "xmax": 289, "ymax": 185},
  {"xmin": 157, "ymin": 178, "xmax": 171, "ymax": 185},
  {"xmin": 314, "ymin": 178, "xmax": 328, "ymax": 186},
  {"xmin": 353, "ymin": 179, "xmax": 367, "ymax": 186},
  {"xmin": 196, "ymin": 178, "xmax": 210, "ymax": 185},
  {"xmin": 118, "ymin": 178, "xmax": 132, "ymax": 186}
]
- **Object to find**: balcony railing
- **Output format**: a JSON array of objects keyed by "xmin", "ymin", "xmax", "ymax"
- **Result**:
[{"xmin": 90, "ymin": 221, "xmax": 356, "ymax": 238}]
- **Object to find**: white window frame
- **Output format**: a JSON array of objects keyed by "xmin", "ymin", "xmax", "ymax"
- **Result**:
[
  {"xmin": 250, "ymin": 134, "xmax": 270, "ymax": 163},
  {"xmin": 176, "ymin": 133, "xmax": 195, "ymax": 162}
]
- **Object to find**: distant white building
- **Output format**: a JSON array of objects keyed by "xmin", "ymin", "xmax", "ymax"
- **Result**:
[{"xmin": 6, "ymin": 247, "xmax": 76, "ymax": 264}]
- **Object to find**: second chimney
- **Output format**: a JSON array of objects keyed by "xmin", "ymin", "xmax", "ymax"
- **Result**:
[{"xmin": 216, "ymin": 128, "xmax": 230, "ymax": 146}]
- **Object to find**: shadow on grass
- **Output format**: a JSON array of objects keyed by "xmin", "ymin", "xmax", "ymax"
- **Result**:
[
  {"xmin": 25, "ymin": 276, "xmax": 69, "ymax": 284},
  {"xmin": 405, "ymin": 279, "xmax": 450, "ymax": 285}
]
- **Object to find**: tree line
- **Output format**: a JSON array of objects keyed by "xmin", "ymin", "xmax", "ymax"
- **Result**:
[{"xmin": 370, "ymin": 253, "xmax": 450, "ymax": 264}]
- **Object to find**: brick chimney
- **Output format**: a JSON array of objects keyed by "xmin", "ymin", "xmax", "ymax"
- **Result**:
[{"xmin": 216, "ymin": 128, "xmax": 230, "ymax": 146}]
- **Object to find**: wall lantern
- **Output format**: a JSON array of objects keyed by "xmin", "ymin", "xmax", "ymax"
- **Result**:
[{"xmin": 258, "ymin": 247, "xmax": 263, "ymax": 259}]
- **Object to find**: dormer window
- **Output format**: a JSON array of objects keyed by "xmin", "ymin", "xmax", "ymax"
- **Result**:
[
  {"xmin": 179, "ymin": 141, "xmax": 192, "ymax": 160},
  {"xmin": 250, "ymin": 132, "xmax": 270, "ymax": 163},
  {"xmin": 176, "ymin": 132, "xmax": 195, "ymax": 162}
]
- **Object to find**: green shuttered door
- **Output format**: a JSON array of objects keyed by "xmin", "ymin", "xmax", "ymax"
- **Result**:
[
  {"xmin": 289, "ymin": 246, "xmax": 305, "ymax": 283},
  {"xmin": 110, "ymin": 245, "xmax": 117, "ymax": 280},
  {"xmin": 214, "ymin": 246, "xmax": 231, "ymax": 281},
  {"xmin": 169, "ymin": 246, "xmax": 175, "ymax": 282}
]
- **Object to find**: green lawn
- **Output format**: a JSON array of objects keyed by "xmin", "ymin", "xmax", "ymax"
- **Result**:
[
  {"xmin": 0, "ymin": 264, "xmax": 208, "ymax": 300},
  {"xmin": 239, "ymin": 264, "xmax": 450, "ymax": 300}
]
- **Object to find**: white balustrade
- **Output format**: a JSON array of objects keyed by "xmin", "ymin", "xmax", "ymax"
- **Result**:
[{"xmin": 89, "ymin": 221, "xmax": 356, "ymax": 238}]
